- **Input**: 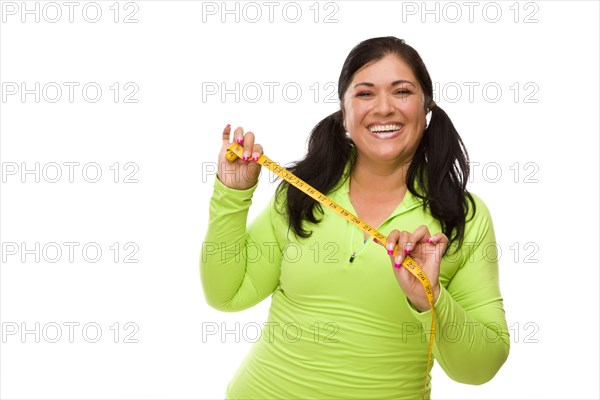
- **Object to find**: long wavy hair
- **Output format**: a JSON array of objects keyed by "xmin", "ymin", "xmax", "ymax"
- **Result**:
[{"xmin": 275, "ymin": 37, "xmax": 475, "ymax": 252}]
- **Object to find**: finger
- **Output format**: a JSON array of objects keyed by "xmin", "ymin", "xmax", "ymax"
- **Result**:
[
  {"xmin": 233, "ymin": 126, "xmax": 245, "ymax": 145},
  {"xmin": 395, "ymin": 262, "xmax": 413, "ymax": 283},
  {"xmin": 385, "ymin": 230, "xmax": 401, "ymax": 256},
  {"xmin": 222, "ymin": 124, "xmax": 232, "ymax": 143},
  {"xmin": 428, "ymin": 232, "xmax": 449, "ymax": 246},
  {"xmin": 250, "ymin": 143, "xmax": 264, "ymax": 162},
  {"xmin": 428, "ymin": 232, "xmax": 450, "ymax": 258},
  {"xmin": 393, "ymin": 231, "xmax": 411, "ymax": 268},
  {"xmin": 241, "ymin": 131, "xmax": 255, "ymax": 161},
  {"xmin": 406, "ymin": 225, "xmax": 432, "ymax": 253},
  {"xmin": 373, "ymin": 236, "xmax": 387, "ymax": 247}
]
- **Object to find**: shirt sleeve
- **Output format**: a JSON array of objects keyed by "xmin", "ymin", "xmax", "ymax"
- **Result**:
[
  {"xmin": 199, "ymin": 175, "xmax": 284, "ymax": 312},
  {"xmin": 406, "ymin": 193, "xmax": 510, "ymax": 385}
]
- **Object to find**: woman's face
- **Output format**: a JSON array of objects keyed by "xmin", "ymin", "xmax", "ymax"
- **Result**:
[{"xmin": 342, "ymin": 53, "xmax": 427, "ymax": 165}]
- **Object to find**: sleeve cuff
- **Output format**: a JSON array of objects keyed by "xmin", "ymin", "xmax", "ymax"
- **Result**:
[
  {"xmin": 405, "ymin": 282, "xmax": 447, "ymax": 322},
  {"xmin": 213, "ymin": 174, "xmax": 259, "ymax": 196}
]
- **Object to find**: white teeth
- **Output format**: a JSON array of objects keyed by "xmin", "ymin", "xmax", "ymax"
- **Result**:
[{"xmin": 368, "ymin": 124, "xmax": 402, "ymax": 133}]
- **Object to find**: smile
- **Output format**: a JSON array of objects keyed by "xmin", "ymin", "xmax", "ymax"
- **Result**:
[{"xmin": 367, "ymin": 123, "xmax": 403, "ymax": 139}]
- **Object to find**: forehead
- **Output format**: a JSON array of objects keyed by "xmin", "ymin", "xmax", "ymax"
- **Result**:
[{"xmin": 350, "ymin": 54, "xmax": 418, "ymax": 86}]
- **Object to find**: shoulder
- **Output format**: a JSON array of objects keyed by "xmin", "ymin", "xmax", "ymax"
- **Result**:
[
  {"xmin": 467, "ymin": 192, "xmax": 492, "ymax": 220},
  {"xmin": 463, "ymin": 191, "xmax": 496, "ymax": 243}
]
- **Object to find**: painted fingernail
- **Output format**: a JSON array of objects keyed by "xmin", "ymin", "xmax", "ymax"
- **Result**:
[
  {"xmin": 426, "ymin": 238, "xmax": 433, "ymax": 244},
  {"xmin": 251, "ymin": 156, "xmax": 258, "ymax": 162},
  {"xmin": 242, "ymin": 156, "xmax": 249, "ymax": 161},
  {"xmin": 394, "ymin": 255, "xmax": 402, "ymax": 265},
  {"xmin": 373, "ymin": 238, "xmax": 379, "ymax": 244},
  {"xmin": 236, "ymin": 139, "xmax": 243, "ymax": 144},
  {"xmin": 404, "ymin": 249, "xmax": 411, "ymax": 255},
  {"xmin": 393, "ymin": 263, "xmax": 401, "ymax": 269},
  {"xmin": 387, "ymin": 249, "xmax": 393, "ymax": 255}
]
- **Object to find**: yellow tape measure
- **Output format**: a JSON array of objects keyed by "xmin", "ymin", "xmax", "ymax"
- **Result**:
[{"xmin": 226, "ymin": 143, "xmax": 436, "ymax": 399}]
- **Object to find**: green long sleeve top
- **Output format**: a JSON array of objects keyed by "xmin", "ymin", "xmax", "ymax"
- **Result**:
[{"xmin": 200, "ymin": 165, "xmax": 509, "ymax": 400}]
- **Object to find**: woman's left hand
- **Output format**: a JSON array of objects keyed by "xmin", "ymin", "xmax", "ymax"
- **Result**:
[{"xmin": 375, "ymin": 226, "xmax": 449, "ymax": 312}]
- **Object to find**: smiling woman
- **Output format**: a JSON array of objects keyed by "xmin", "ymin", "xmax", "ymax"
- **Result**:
[{"xmin": 201, "ymin": 37, "xmax": 509, "ymax": 399}]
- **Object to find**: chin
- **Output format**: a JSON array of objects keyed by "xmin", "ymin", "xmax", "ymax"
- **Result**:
[{"xmin": 368, "ymin": 148, "xmax": 404, "ymax": 162}]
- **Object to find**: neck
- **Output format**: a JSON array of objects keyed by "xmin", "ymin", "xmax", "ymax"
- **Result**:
[{"xmin": 350, "ymin": 154, "xmax": 411, "ymax": 194}]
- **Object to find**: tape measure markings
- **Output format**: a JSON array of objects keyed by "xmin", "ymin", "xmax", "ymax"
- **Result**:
[{"xmin": 226, "ymin": 143, "xmax": 436, "ymax": 399}]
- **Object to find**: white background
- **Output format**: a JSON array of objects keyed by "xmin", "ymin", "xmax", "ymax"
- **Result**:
[{"xmin": 1, "ymin": 1, "xmax": 599, "ymax": 399}]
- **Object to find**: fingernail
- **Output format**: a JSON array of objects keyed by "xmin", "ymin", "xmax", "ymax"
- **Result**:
[
  {"xmin": 387, "ymin": 249, "xmax": 393, "ymax": 255},
  {"xmin": 426, "ymin": 238, "xmax": 433, "ymax": 244},
  {"xmin": 242, "ymin": 156, "xmax": 249, "ymax": 161},
  {"xmin": 236, "ymin": 139, "xmax": 243, "ymax": 144},
  {"xmin": 373, "ymin": 238, "xmax": 379, "ymax": 244},
  {"xmin": 394, "ymin": 255, "xmax": 402, "ymax": 265},
  {"xmin": 251, "ymin": 156, "xmax": 258, "ymax": 162},
  {"xmin": 404, "ymin": 249, "xmax": 411, "ymax": 255},
  {"xmin": 393, "ymin": 263, "xmax": 401, "ymax": 269}
]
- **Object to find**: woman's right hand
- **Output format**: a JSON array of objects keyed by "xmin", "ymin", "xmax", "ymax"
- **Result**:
[{"xmin": 218, "ymin": 124, "xmax": 264, "ymax": 190}]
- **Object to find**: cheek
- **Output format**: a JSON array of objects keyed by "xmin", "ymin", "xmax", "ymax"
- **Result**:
[
  {"xmin": 350, "ymin": 101, "xmax": 372, "ymax": 119},
  {"xmin": 343, "ymin": 105, "xmax": 362, "ymax": 128},
  {"xmin": 405, "ymin": 104, "xmax": 426, "ymax": 125}
]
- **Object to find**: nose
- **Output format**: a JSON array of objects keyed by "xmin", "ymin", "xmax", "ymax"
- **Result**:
[{"xmin": 373, "ymin": 93, "xmax": 394, "ymax": 115}]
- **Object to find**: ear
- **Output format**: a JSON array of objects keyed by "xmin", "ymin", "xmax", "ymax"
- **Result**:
[
  {"xmin": 340, "ymin": 103, "xmax": 346, "ymax": 128},
  {"xmin": 426, "ymin": 98, "xmax": 436, "ymax": 113}
]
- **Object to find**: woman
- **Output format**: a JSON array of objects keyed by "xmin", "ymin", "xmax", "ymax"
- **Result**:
[{"xmin": 201, "ymin": 36, "xmax": 509, "ymax": 399}]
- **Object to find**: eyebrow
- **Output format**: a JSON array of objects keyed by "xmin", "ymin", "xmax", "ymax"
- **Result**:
[{"xmin": 353, "ymin": 80, "xmax": 416, "ymax": 89}]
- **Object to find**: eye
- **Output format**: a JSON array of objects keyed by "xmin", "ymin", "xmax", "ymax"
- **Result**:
[
  {"xmin": 395, "ymin": 89, "xmax": 413, "ymax": 95},
  {"xmin": 356, "ymin": 92, "xmax": 372, "ymax": 97}
]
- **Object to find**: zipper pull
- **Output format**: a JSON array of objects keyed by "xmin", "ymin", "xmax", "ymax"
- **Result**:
[{"xmin": 349, "ymin": 252, "xmax": 356, "ymax": 263}]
